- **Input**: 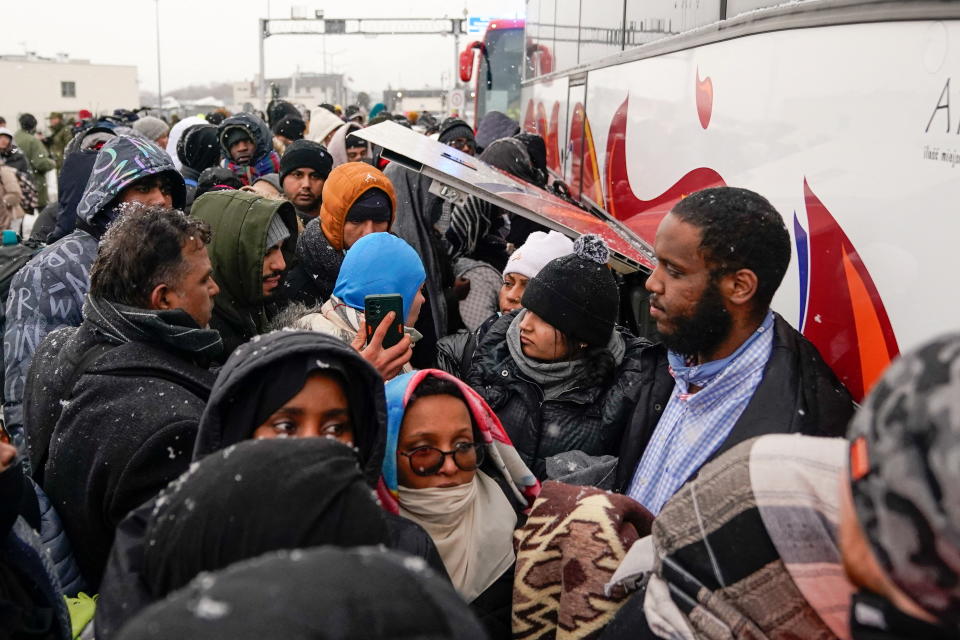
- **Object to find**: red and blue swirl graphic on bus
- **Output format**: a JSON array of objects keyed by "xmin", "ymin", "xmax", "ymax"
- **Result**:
[{"xmin": 524, "ymin": 68, "xmax": 898, "ymax": 400}]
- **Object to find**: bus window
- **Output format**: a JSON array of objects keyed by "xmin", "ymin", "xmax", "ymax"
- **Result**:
[
  {"xmin": 625, "ymin": 0, "xmax": 722, "ymax": 46},
  {"xmin": 578, "ymin": 1, "xmax": 625, "ymax": 65},
  {"xmin": 554, "ymin": 0, "xmax": 581, "ymax": 72},
  {"xmin": 525, "ymin": 0, "xmax": 540, "ymax": 80},
  {"xmin": 478, "ymin": 26, "xmax": 525, "ymax": 121}
]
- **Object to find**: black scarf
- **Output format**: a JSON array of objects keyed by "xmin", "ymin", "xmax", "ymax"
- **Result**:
[
  {"xmin": 142, "ymin": 438, "xmax": 389, "ymax": 599},
  {"xmin": 220, "ymin": 354, "xmax": 363, "ymax": 449},
  {"xmin": 194, "ymin": 331, "xmax": 387, "ymax": 485},
  {"xmin": 83, "ymin": 296, "xmax": 223, "ymax": 364}
]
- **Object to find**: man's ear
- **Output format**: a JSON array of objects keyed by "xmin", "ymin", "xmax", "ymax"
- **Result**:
[
  {"xmin": 723, "ymin": 268, "xmax": 759, "ymax": 307},
  {"xmin": 149, "ymin": 283, "xmax": 174, "ymax": 311}
]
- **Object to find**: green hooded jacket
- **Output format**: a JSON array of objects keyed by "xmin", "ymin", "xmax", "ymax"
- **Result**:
[
  {"xmin": 191, "ymin": 190, "xmax": 298, "ymax": 360},
  {"xmin": 14, "ymin": 128, "xmax": 55, "ymax": 208}
]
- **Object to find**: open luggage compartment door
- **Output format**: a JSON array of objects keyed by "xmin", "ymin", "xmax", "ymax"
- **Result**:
[{"xmin": 354, "ymin": 121, "xmax": 656, "ymax": 274}]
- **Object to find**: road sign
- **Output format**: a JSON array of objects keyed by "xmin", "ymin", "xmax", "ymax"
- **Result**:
[
  {"xmin": 467, "ymin": 16, "xmax": 492, "ymax": 36},
  {"xmin": 449, "ymin": 89, "xmax": 465, "ymax": 109}
]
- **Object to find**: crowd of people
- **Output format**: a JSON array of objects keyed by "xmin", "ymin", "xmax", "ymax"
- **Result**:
[{"xmin": 0, "ymin": 99, "xmax": 955, "ymax": 640}]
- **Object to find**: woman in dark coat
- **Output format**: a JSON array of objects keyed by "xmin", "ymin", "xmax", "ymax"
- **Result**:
[
  {"xmin": 96, "ymin": 438, "xmax": 389, "ymax": 639},
  {"xmin": 464, "ymin": 235, "xmax": 650, "ymax": 480},
  {"xmin": 95, "ymin": 331, "xmax": 443, "ymax": 640}
]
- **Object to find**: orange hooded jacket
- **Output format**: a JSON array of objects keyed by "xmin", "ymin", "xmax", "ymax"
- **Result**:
[{"xmin": 319, "ymin": 162, "xmax": 397, "ymax": 251}]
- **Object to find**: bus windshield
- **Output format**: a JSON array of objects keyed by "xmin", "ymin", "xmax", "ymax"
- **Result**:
[{"xmin": 477, "ymin": 26, "xmax": 524, "ymax": 122}]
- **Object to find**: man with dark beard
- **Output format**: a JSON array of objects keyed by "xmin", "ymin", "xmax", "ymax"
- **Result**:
[{"xmin": 615, "ymin": 187, "xmax": 854, "ymax": 513}]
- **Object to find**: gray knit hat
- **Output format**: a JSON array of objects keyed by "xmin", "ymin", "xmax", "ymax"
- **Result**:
[
  {"xmin": 265, "ymin": 213, "xmax": 291, "ymax": 250},
  {"xmin": 848, "ymin": 332, "xmax": 960, "ymax": 628},
  {"xmin": 132, "ymin": 116, "xmax": 170, "ymax": 143}
]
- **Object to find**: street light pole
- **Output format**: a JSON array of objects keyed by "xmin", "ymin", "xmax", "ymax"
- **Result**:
[{"xmin": 155, "ymin": 0, "xmax": 162, "ymax": 111}]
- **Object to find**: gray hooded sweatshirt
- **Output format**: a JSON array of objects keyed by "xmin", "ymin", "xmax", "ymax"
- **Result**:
[{"xmin": 3, "ymin": 135, "xmax": 184, "ymax": 457}]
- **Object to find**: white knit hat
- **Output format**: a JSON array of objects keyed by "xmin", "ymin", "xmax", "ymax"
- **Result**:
[{"xmin": 503, "ymin": 230, "xmax": 574, "ymax": 279}]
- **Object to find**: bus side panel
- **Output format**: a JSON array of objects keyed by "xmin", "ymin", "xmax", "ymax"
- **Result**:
[{"xmin": 524, "ymin": 20, "xmax": 960, "ymax": 400}]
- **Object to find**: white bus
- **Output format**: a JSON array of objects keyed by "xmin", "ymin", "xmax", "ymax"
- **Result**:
[{"xmin": 520, "ymin": 0, "xmax": 960, "ymax": 401}]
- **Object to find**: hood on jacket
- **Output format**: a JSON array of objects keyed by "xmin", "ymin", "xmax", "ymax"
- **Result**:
[
  {"xmin": 475, "ymin": 110, "xmax": 520, "ymax": 151},
  {"xmin": 480, "ymin": 137, "xmax": 538, "ymax": 186},
  {"xmin": 192, "ymin": 329, "xmax": 387, "ymax": 485},
  {"xmin": 333, "ymin": 232, "xmax": 425, "ymax": 322},
  {"xmin": 63, "ymin": 123, "xmax": 117, "ymax": 156},
  {"xmin": 75, "ymin": 135, "xmax": 185, "ymax": 228},
  {"xmin": 48, "ymin": 149, "xmax": 99, "ymax": 242},
  {"xmin": 166, "ymin": 115, "xmax": 207, "ymax": 171},
  {"xmin": 116, "ymin": 547, "xmax": 488, "ymax": 640},
  {"xmin": 308, "ymin": 107, "xmax": 345, "ymax": 146},
  {"xmin": 267, "ymin": 100, "xmax": 301, "ymax": 128},
  {"xmin": 176, "ymin": 124, "xmax": 220, "ymax": 173},
  {"xmin": 379, "ymin": 368, "xmax": 540, "ymax": 515},
  {"xmin": 144, "ymin": 438, "xmax": 388, "ymax": 599},
  {"xmin": 328, "ymin": 122, "xmax": 366, "ymax": 167},
  {"xmin": 319, "ymin": 162, "xmax": 397, "ymax": 251},
  {"xmin": 217, "ymin": 112, "xmax": 273, "ymax": 165},
  {"xmin": 191, "ymin": 189, "xmax": 297, "ymax": 317}
]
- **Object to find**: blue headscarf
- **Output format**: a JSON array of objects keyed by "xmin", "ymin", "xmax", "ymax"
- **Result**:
[{"xmin": 332, "ymin": 232, "xmax": 426, "ymax": 322}]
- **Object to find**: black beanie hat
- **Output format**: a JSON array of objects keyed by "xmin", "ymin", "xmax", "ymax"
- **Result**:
[
  {"xmin": 345, "ymin": 188, "xmax": 392, "ymax": 224},
  {"xmin": 438, "ymin": 118, "xmax": 475, "ymax": 144},
  {"xmin": 280, "ymin": 139, "xmax": 333, "ymax": 183},
  {"xmin": 196, "ymin": 167, "xmax": 242, "ymax": 199},
  {"xmin": 272, "ymin": 116, "xmax": 306, "ymax": 141},
  {"xmin": 221, "ymin": 125, "xmax": 252, "ymax": 150},
  {"xmin": 521, "ymin": 234, "xmax": 619, "ymax": 347}
]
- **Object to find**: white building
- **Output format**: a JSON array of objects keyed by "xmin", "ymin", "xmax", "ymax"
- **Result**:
[
  {"xmin": 232, "ymin": 71, "xmax": 352, "ymax": 113},
  {"xmin": 0, "ymin": 54, "xmax": 139, "ymax": 124}
]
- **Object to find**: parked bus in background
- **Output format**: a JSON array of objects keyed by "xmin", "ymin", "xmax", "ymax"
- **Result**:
[
  {"xmin": 459, "ymin": 19, "xmax": 528, "ymax": 127},
  {"xmin": 520, "ymin": 0, "xmax": 960, "ymax": 402}
]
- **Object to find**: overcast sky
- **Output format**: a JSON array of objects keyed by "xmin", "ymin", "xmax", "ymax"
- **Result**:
[{"xmin": 5, "ymin": 0, "xmax": 524, "ymax": 96}]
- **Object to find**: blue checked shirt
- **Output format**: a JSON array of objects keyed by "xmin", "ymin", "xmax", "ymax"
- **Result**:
[{"xmin": 626, "ymin": 315, "xmax": 775, "ymax": 514}]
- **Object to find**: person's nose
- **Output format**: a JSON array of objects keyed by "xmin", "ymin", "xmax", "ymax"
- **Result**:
[
  {"xmin": 646, "ymin": 264, "xmax": 665, "ymax": 295},
  {"xmin": 148, "ymin": 188, "xmax": 170, "ymax": 207},
  {"xmin": 437, "ymin": 450, "xmax": 459, "ymax": 476},
  {"xmin": 208, "ymin": 276, "xmax": 220, "ymax": 298},
  {"xmin": 519, "ymin": 312, "xmax": 532, "ymax": 332},
  {"xmin": 271, "ymin": 250, "xmax": 287, "ymax": 273}
]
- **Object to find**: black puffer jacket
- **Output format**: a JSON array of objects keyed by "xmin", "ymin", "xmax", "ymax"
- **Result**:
[{"xmin": 465, "ymin": 310, "xmax": 650, "ymax": 480}]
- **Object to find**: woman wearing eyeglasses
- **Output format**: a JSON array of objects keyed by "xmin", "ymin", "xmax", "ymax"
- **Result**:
[{"xmin": 380, "ymin": 369, "xmax": 540, "ymax": 639}]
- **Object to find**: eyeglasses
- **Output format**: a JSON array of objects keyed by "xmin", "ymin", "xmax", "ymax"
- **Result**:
[{"xmin": 399, "ymin": 442, "xmax": 485, "ymax": 476}]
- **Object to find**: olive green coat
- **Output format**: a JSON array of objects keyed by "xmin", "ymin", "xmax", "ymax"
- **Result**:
[
  {"xmin": 191, "ymin": 189, "xmax": 298, "ymax": 361},
  {"xmin": 14, "ymin": 128, "xmax": 55, "ymax": 208}
]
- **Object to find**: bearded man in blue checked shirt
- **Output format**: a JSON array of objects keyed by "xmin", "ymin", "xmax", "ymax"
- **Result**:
[{"xmin": 615, "ymin": 187, "xmax": 854, "ymax": 514}]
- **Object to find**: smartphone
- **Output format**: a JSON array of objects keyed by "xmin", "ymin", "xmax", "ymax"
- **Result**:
[{"xmin": 364, "ymin": 294, "xmax": 405, "ymax": 349}]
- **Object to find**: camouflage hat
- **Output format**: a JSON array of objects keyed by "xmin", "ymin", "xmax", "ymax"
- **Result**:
[{"xmin": 848, "ymin": 333, "xmax": 960, "ymax": 627}]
